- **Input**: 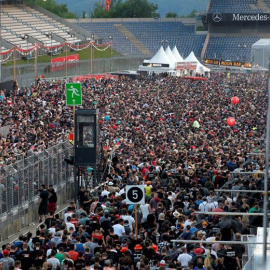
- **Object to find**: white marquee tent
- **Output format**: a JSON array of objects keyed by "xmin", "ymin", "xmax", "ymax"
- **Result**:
[
  {"xmin": 172, "ymin": 46, "xmax": 184, "ymax": 62},
  {"xmin": 184, "ymin": 51, "xmax": 210, "ymax": 75},
  {"xmin": 165, "ymin": 46, "xmax": 178, "ymax": 68},
  {"xmin": 251, "ymin": 39, "xmax": 270, "ymax": 70},
  {"xmin": 138, "ymin": 47, "xmax": 210, "ymax": 76},
  {"xmin": 138, "ymin": 46, "xmax": 176, "ymax": 73}
]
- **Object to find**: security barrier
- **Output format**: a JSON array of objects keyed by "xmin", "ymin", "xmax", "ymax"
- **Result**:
[{"xmin": 0, "ymin": 141, "xmax": 74, "ymax": 240}]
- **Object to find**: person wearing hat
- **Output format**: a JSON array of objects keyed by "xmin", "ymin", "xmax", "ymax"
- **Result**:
[
  {"xmin": 133, "ymin": 244, "xmax": 143, "ymax": 266},
  {"xmin": 159, "ymin": 259, "xmax": 166, "ymax": 267},
  {"xmin": 118, "ymin": 248, "xmax": 133, "ymax": 270},
  {"xmin": 192, "ymin": 247, "xmax": 206, "ymax": 268},
  {"xmin": 0, "ymin": 249, "xmax": 14, "ymax": 269},
  {"xmin": 173, "ymin": 210, "xmax": 181, "ymax": 219}
]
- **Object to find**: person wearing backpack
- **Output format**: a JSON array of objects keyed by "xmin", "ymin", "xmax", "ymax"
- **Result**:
[{"xmin": 0, "ymin": 250, "xmax": 15, "ymax": 270}]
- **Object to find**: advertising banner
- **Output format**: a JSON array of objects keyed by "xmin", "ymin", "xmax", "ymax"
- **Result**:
[
  {"xmin": 51, "ymin": 54, "xmax": 79, "ymax": 71},
  {"xmin": 208, "ymin": 13, "xmax": 270, "ymax": 23},
  {"xmin": 204, "ymin": 59, "xmax": 252, "ymax": 68},
  {"xmin": 176, "ymin": 62, "xmax": 197, "ymax": 70}
]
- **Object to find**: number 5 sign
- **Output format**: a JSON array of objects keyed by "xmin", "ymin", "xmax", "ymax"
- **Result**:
[{"xmin": 126, "ymin": 185, "xmax": 145, "ymax": 205}]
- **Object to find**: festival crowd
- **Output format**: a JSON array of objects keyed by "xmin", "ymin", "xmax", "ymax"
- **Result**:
[{"xmin": 0, "ymin": 72, "xmax": 268, "ymax": 270}]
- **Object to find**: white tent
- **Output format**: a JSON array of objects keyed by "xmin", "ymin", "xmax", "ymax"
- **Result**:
[
  {"xmin": 183, "ymin": 51, "xmax": 210, "ymax": 75},
  {"xmin": 172, "ymin": 46, "xmax": 184, "ymax": 62},
  {"xmin": 148, "ymin": 46, "xmax": 173, "ymax": 66},
  {"xmin": 251, "ymin": 39, "xmax": 270, "ymax": 69},
  {"xmin": 165, "ymin": 46, "xmax": 178, "ymax": 67},
  {"xmin": 184, "ymin": 51, "xmax": 198, "ymax": 62},
  {"xmin": 196, "ymin": 61, "xmax": 210, "ymax": 75},
  {"xmin": 138, "ymin": 46, "xmax": 176, "ymax": 74}
]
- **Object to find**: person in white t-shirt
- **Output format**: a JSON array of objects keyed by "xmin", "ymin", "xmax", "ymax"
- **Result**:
[
  {"xmin": 64, "ymin": 207, "xmax": 74, "ymax": 223},
  {"xmin": 47, "ymin": 250, "xmax": 60, "ymax": 270},
  {"xmin": 121, "ymin": 209, "xmax": 135, "ymax": 230},
  {"xmin": 101, "ymin": 186, "xmax": 110, "ymax": 197},
  {"xmin": 177, "ymin": 247, "xmax": 192, "ymax": 267},
  {"xmin": 184, "ymin": 215, "xmax": 193, "ymax": 230},
  {"xmin": 209, "ymin": 200, "xmax": 218, "ymax": 212},
  {"xmin": 112, "ymin": 219, "xmax": 126, "ymax": 237},
  {"xmin": 140, "ymin": 200, "xmax": 152, "ymax": 223},
  {"xmin": 199, "ymin": 197, "xmax": 210, "ymax": 213},
  {"xmin": 66, "ymin": 216, "xmax": 75, "ymax": 231}
]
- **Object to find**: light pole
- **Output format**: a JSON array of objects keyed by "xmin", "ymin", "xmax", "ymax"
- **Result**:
[
  {"xmin": 262, "ymin": 62, "xmax": 270, "ymax": 268},
  {"xmin": 46, "ymin": 33, "xmax": 53, "ymax": 59},
  {"xmin": 238, "ymin": 44, "xmax": 246, "ymax": 63},
  {"xmin": 91, "ymin": 34, "xmax": 94, "ymax": 74},
  {"xmin": 0, "ymin": 0, "xmax": 2, "ymax": 82},
  {"xmin": 109, "ymin": 35, "xmax": 113, "ymax": 72},
  {"xmin": 125, "ymin": 36, "xmax": 132, "ymax": 56},
  {"xmin": 161, "ymin": 39, "xmax": 168, "ymax": 48},
  {"xmin": 71, "ymin": 33, "xmax": 75, "ymax": 46},
  {"xmin": 65, "ymin": 39, "xmax": 68, "ymax": 78},
  {"xmin": 22, "ymin": 34, "xmax": 29, "ymax": 63}
]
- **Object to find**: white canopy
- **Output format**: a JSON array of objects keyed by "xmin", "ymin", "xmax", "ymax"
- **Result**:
[
  {"xmin": 139, "ymin": 46, "xmax": 176, "ymax": 73},
  {"xmin": 172, "ymin": 46, "xmax": 184, "ymax": 62},
  {"xmin": 148, "ymin": 46, "xmax": 172, "ymax": 65},
  {"xmin": 183, "ymin": 51, "xmax": 210, "ymax": 75},
  {"xmin": 196, "ymin": 62, "xmax": 210, "ymax": 74},
  {"xmin": 251, "ymin": 39, "xmax": 270, "ymax": 69},
  {"xmin": 165, "ymin": 46, "xmax": 178, "ymax": 67},
  {"xmin": 184, "ymin": 51, "xmax": 198, "ymax": 62}
]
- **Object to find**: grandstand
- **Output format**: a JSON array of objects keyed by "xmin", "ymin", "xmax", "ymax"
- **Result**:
[
  {"xmin": 0, "ymin": 4, "xmax": 91, "ymax": 52},
  {"xmin": 205, "ymin": 36, "xmax": 261, "ymax": 61},
  {"xmin": 75, "ymin": 19, "xmax": 206, "ymax": 58},
  {"xmin": 208, "ymin": 0, "xmax": 264, "ymax": 13},
  {"xmin": 202, "ymin": 0, "xmax": 270, "ymax": 64}
]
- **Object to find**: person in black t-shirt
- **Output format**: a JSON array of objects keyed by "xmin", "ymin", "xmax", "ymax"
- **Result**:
[
  {"xmin": 75, "ymin": 251, "xmax": 85, "ymax": 270},
  {"xmin": 222, "ymin": 244, "xmax": 241, "ymax": 270},
  {"xmin": 20, "ymin": 252, "xmax": 34, "ymax": 270},
  {"xmin": 146, "ymin": 166, "xmax": 155, "ymax": 181},
  {"xmin": 38, "ymin": 184, "xmax": 49, "ymax": 222}
]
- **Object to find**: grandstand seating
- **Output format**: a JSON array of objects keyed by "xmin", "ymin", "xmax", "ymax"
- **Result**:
[
  {"xmin": 0, "ymin": 5, "xmax": 81, "ymax": 49},
  {"xmin": 265, "ymin": 0, "xmax": 270, "ymax": 9},
  {"xmin": 205, "ymin": 36, "xmax": 261, "ymax": 61},
  {"xmin": 76, "ymin": 21, "xmax": 206, "ymax": 58},
  {"xmin": 208, "ymin": 0, "xmax": 263, "ymax": 13}
]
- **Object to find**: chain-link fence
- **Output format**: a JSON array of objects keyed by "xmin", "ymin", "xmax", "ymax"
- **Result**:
[{"xmin": 0, "ymin": 141, "xmax": 73, "ymax": 219}]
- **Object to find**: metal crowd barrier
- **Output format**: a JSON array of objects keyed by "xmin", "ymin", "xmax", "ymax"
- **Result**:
[{"xmin": 0, "ymin": 141, "xmax": 74, "ymax": 219}]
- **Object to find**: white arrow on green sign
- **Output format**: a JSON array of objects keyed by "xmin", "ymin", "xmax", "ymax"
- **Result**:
[{"xmin": 66, "ymin": 83, "xmax": 82, "ymax": 106}]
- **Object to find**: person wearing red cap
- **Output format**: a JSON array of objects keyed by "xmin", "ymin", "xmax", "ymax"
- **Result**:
[
  {"xmin": 0, "ymin": 249, "xmax": 15, "ymax": 270},
  {"xmin": 118, "ymin": 248, "xmax": 133, "ymax": 270},
  {"xmin": 133, "ymin": 244, "xmax": 143, "ymax": 266}
]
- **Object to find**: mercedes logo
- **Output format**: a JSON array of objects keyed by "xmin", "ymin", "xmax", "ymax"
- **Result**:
[{"xmin": 212, "ymin": 12, "xmax": 222, "ymax": 22}]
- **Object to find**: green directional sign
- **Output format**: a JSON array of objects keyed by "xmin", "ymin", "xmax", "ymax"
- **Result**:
[{"xmin": 66, "ymin": 83, "xmax": 82, "ymax": 106}]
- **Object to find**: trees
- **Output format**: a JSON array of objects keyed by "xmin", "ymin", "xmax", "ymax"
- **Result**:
[
  {"xmin": 91, "ymin": 0, "xmax": 159, "ymax": 18},
  {"xmin": 166, "ymin": 12, "xmax": 178, "ymax": 18},
  {"xmin": 24, "ymin": 0, "xmax": 76, "ymax": 19}
]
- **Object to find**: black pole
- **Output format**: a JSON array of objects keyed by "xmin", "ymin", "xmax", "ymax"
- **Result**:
[{"xmin": 74, "ymin": 164, "xmax": 77, "ymax": 204}]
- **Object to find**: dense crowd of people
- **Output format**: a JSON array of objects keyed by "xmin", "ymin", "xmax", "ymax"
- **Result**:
[{"xmin": 0, "ymin": 72, "xmax": 268, "ymax": 270}]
